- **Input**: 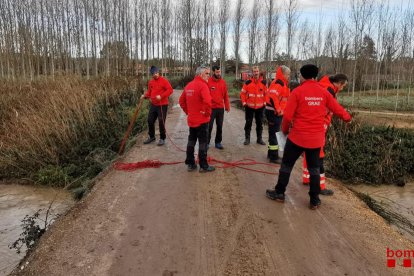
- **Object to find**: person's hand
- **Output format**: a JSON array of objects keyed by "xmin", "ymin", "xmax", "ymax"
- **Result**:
[
  {"xmin": 344, "ymin": 115, "xmax": 352, "ymax": 123},
  {"xmin": 140, "ymin": 94, "xmax": 145, "ymax": 99},
  {"xmin": 225, "ymin": 108, "xmax": 230, "ymax": 113},
  {"xmin": 155, "ymin": 95, "xmax": 162, "ymax": 101}
]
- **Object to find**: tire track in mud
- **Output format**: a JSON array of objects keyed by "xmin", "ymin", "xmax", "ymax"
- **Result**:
[{"xmin": 198, "ymin": 167, "xmax": 274, "ymax": 275}]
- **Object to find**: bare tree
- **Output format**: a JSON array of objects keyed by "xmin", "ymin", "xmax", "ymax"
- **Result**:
[
  {"xmin": 264, "ymin": 0, "xmax": 275, "ymax": 73},
  {"xmin": 233, "ymin": 0, "xmax": 245, "ymax": 79},
  {"xmin": 202, "ymin": 1, "xmax": 211, "ymax": 65},
  {"xmin": 0, "ymin": 0, "xmax": 412, "ymax": 93},
  {"xmin": 323, "ymin": 25, "xmax": 334, "ymax": 70},
  {"xmin": 349, "ymin": 0, "xmax": 374, "ymax": 105},
  {"xmin": 248, "ymin": 0, "xmax": 260, "ymax": 66},
  {"xmin": 284, "ymin": 0, "xmax": 299, "ymax": 66},
  {"xmin": 336, "ymin": 16, "xmax": 350, "ymax": 73},
  {"xmin": 270, "ymin": 3, "xmax": 280, "ymax": 65},
  {"xmin": 311, "ymin": 16, "xmax": 323, "ymax": 66},
  {"xmin": 297, "ymin": 20, "xmax": 311, "ymax": 61},
  {"xmin": 209, "ymin": 3, "xmax": 216, "ymax": 66},
  {"xmin": 218, "ymin": 0, "xmax": 229, "ymax": 76}
]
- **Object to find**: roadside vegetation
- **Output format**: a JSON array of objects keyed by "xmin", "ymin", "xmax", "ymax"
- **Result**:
[
  {"xmin": 223, "ymin": 75, "xmax": 242, "ymax": 98},
  {"xmin": 325, "ymin": 114, "xmax": 414, "ymax": 186},
  {"xmin": 0, "ymin": 76, "xmax": 146, "ymax": 198}
]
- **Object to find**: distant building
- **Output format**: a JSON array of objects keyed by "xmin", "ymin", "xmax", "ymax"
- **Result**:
[{"xmin": 240, "ymin": 71, "xmax": 251, "ymax": 81}]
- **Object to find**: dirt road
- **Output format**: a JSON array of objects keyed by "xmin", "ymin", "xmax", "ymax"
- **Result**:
[{"xmin": 16, "ymin": 91, "xmax": 414, "ymax": 275}]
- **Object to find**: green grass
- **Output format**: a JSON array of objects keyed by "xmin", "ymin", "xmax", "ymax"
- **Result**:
[
  {"xmin": 338, "ymin": 88, "xmax": 414, "ymax": 112},
  {"xmin": 224, "ymin": 75, "xmax": 414, "ymax": 112},
  {"xmin": 223, "ymin": 75, "xmax": 241, "ymax": 98}
]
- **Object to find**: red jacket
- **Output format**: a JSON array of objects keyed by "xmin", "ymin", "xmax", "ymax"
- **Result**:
[
  {"xmin": 240, "ymin": 77, "xmax": 267, "ymax": 109},
  {"xmin": 144, "ymin": 76, "xmax": 173, "ymax": 106},
  {"xmin": 282, "ymin": 80, "xmax": 351, "ymax": 148},
  {"xmin": 319, "ymin": 75, "xmax": 338, "ymax": 127},
  {"xmin": 265, "ymin": 67, "xmax": 290, "ymax": 115},
  {"xmin": 319, "ymin": 75, "xmax": 337, "ymax": 97},
  {"xmin": 208, "ymin": 76, "xmax": 230, "ymax": 111},
  {"xmin": 179, "ymin": 76, "xmax": 212, "ymax": 128}
]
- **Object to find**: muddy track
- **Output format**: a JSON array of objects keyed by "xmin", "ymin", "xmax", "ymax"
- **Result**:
[{"xmin": 15, "ymin": 90, "xmax": 414, "ymax": 275}]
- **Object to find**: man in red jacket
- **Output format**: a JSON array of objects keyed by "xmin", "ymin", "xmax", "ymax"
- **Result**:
[
  {"xmin": 142, "ymin": 65, "xmax": 173, "ymax": 146},
  {"xmin": 240, "ymin": 66, "xmax": 267, "ymax": 145},
  {"xmin": 208, "ymin": 65, "xmax": 230, "ymax": 150},
  {"xmin": 266, "ymin": 64, "xmax": 352, "ymax": 210},
  {"xmin": 302, "ymin": 74, "xmax": 348, "ymax": 196},
  {"xmin": 179, "ymin": 65, "xmax": 215, "ymax": 173}
]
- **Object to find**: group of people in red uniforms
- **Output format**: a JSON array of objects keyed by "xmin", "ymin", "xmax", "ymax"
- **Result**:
[{"xmin": 141, "ymin": 64, "xmax": 352, "ymax": 209}]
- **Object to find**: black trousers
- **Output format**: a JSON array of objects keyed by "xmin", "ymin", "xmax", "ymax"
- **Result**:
[
  {"xmin": 208, "ymin": 108, "xmax": 225, "ymax": 144},
  {"xmin": 320, "ymin": 158, "xmax": 325, "ymax": 174},
  {"xmin": 265, "ymin": 110, "xmax": 282, "ymax": 160},
  {"xmin": 275, "ymin": 138, "xmax": 321, "ymax": 200},
  {"xmin": 147, "ymin": 104, "xmax": 168, "ymax": 140},
  {"xmin": 185, "ymin": 123, "xmax": 209, "ymax": 169},
  {"xmin": 244, "ymin": 106, "xmax": 264, "ymax": 139}
]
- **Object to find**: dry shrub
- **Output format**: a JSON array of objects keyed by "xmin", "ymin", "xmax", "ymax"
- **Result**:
[{"xmin": 0, "ymin": 75, "xmax": 144, "ymax": 184}]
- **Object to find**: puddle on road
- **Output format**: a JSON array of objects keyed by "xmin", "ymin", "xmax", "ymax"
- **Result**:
[
  {"xmin": 352, "ymin": 183, "xmax": 414, "ymax": 242},
  {"xmin": 0, "ymin": 184, "xmax": 74, "ymax": 276}
]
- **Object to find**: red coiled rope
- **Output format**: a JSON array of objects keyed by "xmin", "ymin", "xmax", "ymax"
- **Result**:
[
  {"xmin": 113, "ymin": 160, "xmax": 183, "ymax": 171},
  {"xmin": 113, "ymin": 158, "xmax": 278, "ymax": 175},
  {"xmin": 114, "ymin": 97, "xmax": 279, "ymax": 176}
]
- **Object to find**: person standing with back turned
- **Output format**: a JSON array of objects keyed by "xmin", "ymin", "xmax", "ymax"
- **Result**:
[
  {"xmin": 302, "ymin": 73, "xmax": 349, "ymax": 195},
  {"xmin": 266, "ymin": 64, "xmax": 352, "ymax": 210}
]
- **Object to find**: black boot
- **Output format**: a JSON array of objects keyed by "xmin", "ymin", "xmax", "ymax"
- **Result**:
[
  {"xmin": 244, "ymin": 135, "xmax": 250, "ymax": 145},
  {"xmin": 269, "ymin": 159, "xmax": 282, "ymax": 164},
  {"xmin": 268, "ymin": 149, "xmax": 280, "ymax": 163},
  {"xmin": 187, "ymin": 164, "xmax": 197, "ymax": 172},
  {"xmin": 143, "ymin": 137, "xmax": 156, "ymax": 144},
  {"xmin": 199, "ymin": 166, "xmax": 215, "ymax": 173},
  {"xmin": 266, "ymin": 189, "xmax": 285, "ymax": 202},
  {"xmin": 257, "ymin": 138, "xmax": 266, "ymax": 145},
  {"xmin": 309, "ymin": 197, "xmax": 322, "ymax": 210},
  {"xmin": 320, "ymin": 189, "xmax": 334, "ymax": 196}
]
